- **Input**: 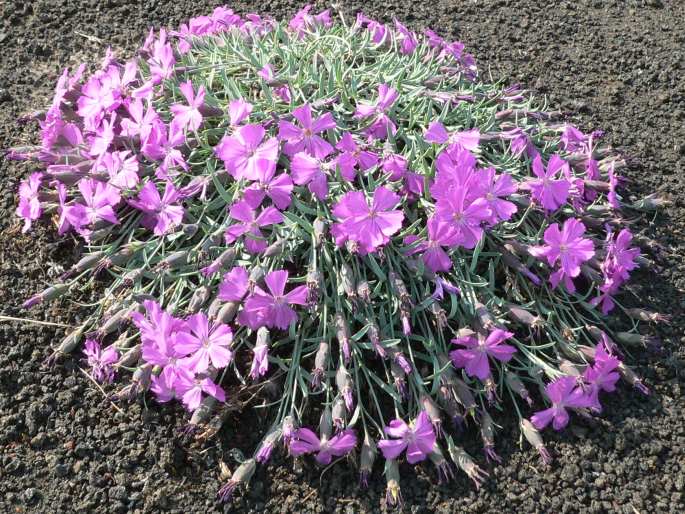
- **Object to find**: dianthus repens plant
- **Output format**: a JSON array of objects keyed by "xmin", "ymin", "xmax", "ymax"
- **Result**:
[{"xmin": 7, "ymin": 4, "xmax": 670, "ymax": 506}]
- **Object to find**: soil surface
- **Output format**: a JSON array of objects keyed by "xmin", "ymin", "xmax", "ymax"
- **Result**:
[{"xmin": 1, "ymin": 1, "xmax": 685, "ymax": 513}]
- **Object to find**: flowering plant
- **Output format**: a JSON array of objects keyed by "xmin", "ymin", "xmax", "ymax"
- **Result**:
[{"xmin": 6, "ymin": 4, "xmax": 668, "ymax": 507}]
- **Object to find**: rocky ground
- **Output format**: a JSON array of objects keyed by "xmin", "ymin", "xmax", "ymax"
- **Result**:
[{"xmin": 1, "ymin": 0, "xmax": 684, "ymax": 512}]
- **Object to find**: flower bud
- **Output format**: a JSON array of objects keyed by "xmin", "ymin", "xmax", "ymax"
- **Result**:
[
  {"xmin": 207, "ymin": 297, "xmax": 223, "ymax": 320},
  {"xmin": 356, "ymin": 281, "xmax": 371, "ymax": 303},
  {"xmin": 521, "ymin": 419, "xmax": 552, "ymax": 464},
  {"xmin": 624, "ymin": 308, "xmax": 670, "ymax": 324},
  {"xmin": 158, "ymin": 250, "xmax": 189, "ymax": 270},
  {"xmin": 359, "ymin": 432, "xmax": 377, "ymax": 488},
  {"xmin": 311, "ymin": 341, "xmax": 329, "ymax": 389},
  {"xmin": 313, "ymin": 217, "xmax": 326, "ymax": 246},
  {"xmin": 367, "ymin": 322, "xmax": 386, "ymax": 357},
  {"xmin": 61, "ymin": 251, "xmax": 105, "ymax": 279},
  {"xmin": 22, "ymin": 283, "xmax": 70, "ymax": 309},
  {"xmin": 384, "ymin": 458, "xmax": 403, "ymax": 509},
  {"xmin": 336, "ymin": 363, "xmax": 354, "ymax": 411},
  {"xmin": 617, "ymin": 362, "xmax": 650, "ymax": 395},
  {"xmin": 264, "ymin": 238, "xmax": 287, "ymax": 258},
  {"xmin": 339, "ymin": 263, "xmax": 356, "ymax": 299},
  {"xmin": 216, "ymin": 301, "xmax": 239, "ymax": 324},
  {"xmin": 115, "ymin": 343, "xmax": 141, "ymax": 368},
  {"xmin": 390, "ymin": 361, "xmax": 408, "ymax": 399},
  {"xmin": 505, "ymin": 371, "xmax": 533, "ymax": 406},
  {"xmin": 331, "ymin": 396, "xmax": 348, "ymax": 431},
  {"xmin": 421, "ymin": 395, "xmax": 443, "ymax": 438},
  {"xmin": 429, "ymin": 444, "xmax": 454, "ymax": 484},
  {"xmin": 217, "ymin": 458, "xmax": 256, "ymax": 503},
  {"xmin": 505, "ymin": 304, "xmax": 543, "ymax": 329},
  {"xmin": 319, "ymin": 406, "xmax": 333, "ymax": 440},
  {"xmin": 480, "ymin": 410, "xmax": 501, "ymax": 463},
  {"xmin": 474, "ymin": 301, "xmax": 495, "ymax": 330},
  {"xmin": 256, "ymin": 427, "xmax": 282, "ymax": 464},
  {"xmin": 188, "ymin": 286, "xmax": 210, "ymax": 313},
  {"xmin": 446, "ymin": 438, "xmax": 488, "ymax": 489},
  {"xmin": 334, "ymin": 313, "xmax": 351, "ymax": 364}
]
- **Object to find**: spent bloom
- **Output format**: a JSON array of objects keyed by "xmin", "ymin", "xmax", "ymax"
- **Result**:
[
  {"xmin": 354, "ymin": 83, "xmax": 399, "ymax": 139},
  {"xmin": 450, "ymin": 329, "xmax": 517, "ymax": 380},
  {"xmin": 377, "ymin": 411, "xmax": 436, "ymax": 464},
  {"xmin": 16, "ymin": 172, "xmax": 43, "ymax": 233},
  {"xmin": 83, "ymin": 339, "xmax": 119, "ymax": 383}
]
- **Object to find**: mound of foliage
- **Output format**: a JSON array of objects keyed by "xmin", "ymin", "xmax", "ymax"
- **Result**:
[{"xmin": 7, "ymin": 4, "xmax": 667, "ymax": 506}]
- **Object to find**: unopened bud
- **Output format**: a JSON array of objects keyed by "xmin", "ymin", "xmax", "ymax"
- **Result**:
[
  {"xmin": 159, "ymin": 250, "xmax": 189, "ymax": 270},
  {"xmin": 521, "ymin": 419, "xmax": 552, "ymax": 465},
  {"xmin": 313, "ymin": 218, "xmax": 326, "ymax": 246},
  {"xmin": 217, "ymin": 458, "xmax": 256, "ymax": 503},
  {"xmin": 334, "ymin": 313, "xmax": 351, "ymax": 363},
  {"xmin": 23, "ymin": 283, "xmax": 70, "ymax": 309},
  {"xmin": 446, "ymin": 438, "xmax": 488, "ymax": 489},
  {"xmin": 624, "ymin": 308, "xmax": 670, "ymax": 324},
  {"xmin": 505, "ymin": 372, "xmax": 533, "ymax": 406},
  {"xmin": 384, "ymin": 458, "xmax": 403, "ymax": 509},
  {"xmin": 216, "ymin": 301, "xmax": 239, "ymax": 323},
  {"xmin": 429, "ymin": 444, "xmax": 454, "ymax": 484},
  {"xmin": 264, "ymin": 238, "xmax": 287, "ymax": 258},
  {"xmin": 188, "ymin": 286, "xmax": 210, "ymax": 313},
  {"xmin": 480, "ymin": 410, "xmax": 501, "ymax": 463},
  {"xmin": 331, "ymin": 396, "xmax": 347, "ymax": 431}
]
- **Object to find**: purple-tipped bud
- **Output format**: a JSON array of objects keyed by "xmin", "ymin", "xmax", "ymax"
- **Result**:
[
  {"xmin": 264, "ymin": 238, "xmax": 287, "ymax": 258},
  {"xmin": 115, "ymin": 343, "xmax": 141, "ymax": 368},
  {"xmin": 306, "ymin": 268, "xmax": 321, "ymax": 305},
  {"xmin": 282, "ymin": 416, "xmax": 296, "ymax": 447},
  {"xmin": 390, "ymin": 361, "xmax": 408, "ymax": 400},
  {"xmin": 521, "ymin": 419, "xmax": 552, "ymax": 465},
  {"xmin": 367, "ymin": 322, "xmax": 386, "ymax": 358},
  {"xmin": 359, "ymin": 433, "xmax": 377, "ymax": 488},
  {"xmin": 157, "ymin": 250, "xmax": 189, "ymax": 270},
  {"xmin": 429, "ymin": 444, "xmax": 455, "ymax": 484},
  {"xmin": 474, "ymin": 301, "xmax": 495, "ymax": 330},
  {"xmin": 505, "ymin": 371, "xmax": 533, "ymax": 406},
  {"xmin": 615, "ymin": 332, "xmax": 661, "ymax": 352},
  {"xmin": 501, "ymin": 245, "xmax": 542, "ymax": 285},
  {"xmin": 356, "ymin": 281, "xmax": 371, "ymax": 303},
  {"xmin": 331, "ymin": 396, "xmax": 348, "ymax": 432},
  {"xmin": 340, "ymin": 263, "xmax": 356, "ymax": 299},
  {"xmin": 22, "ymin": 283, "xmax": 70, "ymax": 309},
  {"xmin": 618, "ymin": 363, "xmax": 650, "ymax": 395},
  {"xmin": 389, "ymin": 271, "xmax": 411, "ymax": 305},
  {"xmin": 388, "ymin": 347, "xmax": 412, "ymax": 375},
  {"xmin": 429, "ymin": 302, "xmax": 448, "ymax": 329},
  {"xmin": 61, "ymin": 251, "xmax": 105, "ymax": 279},
  {"xmin": 384, "ymin": 459, "xmax": 403, "ymax": 509},
  {"xmin": 421, "ymin": 395, "xmax": 444, "ymax": 439},
  {"xmin": 505, "ymin": 304, "xmax": 544, "ymax": 330},
  {"xmin": 256, "ymin": 427, "xmax": 282, "ymax": 464},
  {"xmin": 336, "ymin": 364, "xmax": 355, "ymax": 412},
  {"xmin": 400, "ymin": 313, "xmax": 412, "ymax": 336},
  {"xmin": 334, "ymin": 313, "xmax": 351, "ymax": 364},
  {"xmin": 216, "ymin": 301, "xmax": 239, "ymax": 324},
  {"xmin": 446, "ymin": 438, "xmax": 488, "ymax": 489},
  {"xmin": 217, "ymin": 458, "xmax": 256, "ymax": 503},
  {"xmin": 181, "ymin": 396, "xmax": 217, "ymax": 437},
  {"xmin": 624, "ymin": 308, "xmax": 671, "ymax": 324},
  {"xmin": 632, "ymin": 193, "xmax": 672, "ymax": 211},
  {"xmin": 95, "ymin": 306, "xmax": 133, "ymax": 339},
  {"xmin": 451, "ymin": 377, "xmax": 477, "ymax": 413},
  {"xmin": 201, "ymin": 248, "xmax": 237, "ymax": 276},
  {"xmin": 311, "ymin": 341, "xmax": 329, "ymax": 390},
  {"xmin": 480, "ymin": 410, "xmax": 501, "ymax": 464},
  {"xmin": 313, "ymin": 217, "xmax": 326, "ymax": 247}
]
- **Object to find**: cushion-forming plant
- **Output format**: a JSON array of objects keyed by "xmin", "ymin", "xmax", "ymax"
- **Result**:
[{"xmin": 8, "ymin": 4, "xmax": 668, "ymax": 506}]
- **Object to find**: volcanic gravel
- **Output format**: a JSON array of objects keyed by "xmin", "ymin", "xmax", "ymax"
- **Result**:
[{"xmin": 1, "ymin": 1, "xmax": 685, "ymax": 513}]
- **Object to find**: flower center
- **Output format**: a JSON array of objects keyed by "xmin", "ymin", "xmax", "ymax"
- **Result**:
[{"xmin": 303, "ymin": 128, "xmax": 313, "ymax": 138}]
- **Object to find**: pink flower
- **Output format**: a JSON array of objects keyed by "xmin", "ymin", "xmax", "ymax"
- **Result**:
[
  {"xmin": 249, "ymin": 339, "xmax": 270, "ymax": 379},
  {"xmin": 217, "ymin": 266, "xmax": 250, "ymax": 302},
  {"xmin": 354, "ymin": 84, "xmax": 398, "ymax": 139},
  {"xmin": 170, "ymin": 80, "xmax": 205, "ymax": 132},
  {"xmin": 331, "ymin": 186, "xmax": 404, "ymax": 254},
  {"xmin": 16, "ymin": 172, "xmax": 43, "ymax": 233},
  {"xmin": 377, "ymin": 412, "xmax": 436, "ymax": 464},
  {"xmin": 279, "ymin": 104, "xmax": 336, "ymax": 159},
  {"xmin": 290, "ymin": 151, "xmax": 333, "ymax": 200},
  {"xmin": 83, "ymin": 339, "xmax": 119, "ymax": 383},
  {"xmin": 560, "ymin": 125, "xmax": 588, "ymax": 152},
  {"xmin": 477, "ymin": 167, "xmax": 517, "ymax": 223},
  {"xmin": 424, "ymin": 121, "xmax": 480, "ymax": 152},
  {"xmin": 450, "ymin": 329, "xmax": 516, "ymax": 380},
  {"xmin": 523, "ymin": 154, "xmax": 570, "ymax": 211},
  {"xmin": 241, "ymin": 270, "xmax": 308, "ymax": 330},
  {"xmin": 141, "ymin": 120, "xmax": 188, "ymax": 179},
  {"xmin": 174, "ymin": 369, "xmax": 226, "ymax": 412},
  {"xmin": 148, "ymin": 31, "xmax": 175, "ymax": 85},
  {"xmin": 215, "ymin": 123, "xmax": 279, "ymax": 181},
  {"xmin": 65, "ymin": 178, "xmax": 120, "ymax": 235},
  {"xmin": 175, "ymin": 313, "xmax": 234, "ymax": 373},
  {"xmin": 129, "ymin": 181, "xmax": 185, "ymax": 236},
  {"xmin": 289, "ymin": 427, "xmax": 357, "ymax": 465},
  {"xmin": 95, "ymin": 151, "xmax": 139, "ymax": 190},
  {"xmin": 530, "ymin": 218, "xmax": 595, "ymax": 292},
  {"xmin": 120, "ymin": 99, "xmax": 159, "ymax": 138},
  {"xmin": 583, "ymin": 356, "xmax": 620, "ymax": 413},
  {"xmin": 404, "ymin": 216, "xmax": 458, "ymax": 273},
  {"xmin": 434, "ymin": 184, "xmax": 491, "ymax": 249},
  {"xmin": 243, "ymin": 166, "xmax": 294, "ymax": 210},
  {"xmin": 228, "ymin": 98, "xmax": 253, "ymax": 126},
  {"xmin": 531, "ymin": 376, "xmax": 591, "ymax": 431},
  {"xmin": 288, "ymin": 5, "xmax": 333, "ymax": 36},
  {"xmin": 335, "ymin": 132, "xmax": 379, "ymax": 181},
  {"xmin": 394, "ymin": 20, "xmax": 418, "ymax": 55},
  {"xmin": 224, "ymin": 200, "xmax": 283, "ymax": 254},
  {"xmin": 89, "ymin": 112, "xmax": 117, "ymax": 157}
]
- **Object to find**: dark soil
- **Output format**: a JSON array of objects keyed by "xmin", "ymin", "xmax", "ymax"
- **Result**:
[{"xmin": 1, "ymin": 1, "xmax": 684, "ymax": 513}]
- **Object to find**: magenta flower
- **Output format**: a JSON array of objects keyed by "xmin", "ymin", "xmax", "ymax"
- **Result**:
[
  {"xmin": 289, "ymin": 427, "xmax": 357, "ymax": 465},
  {"xmin": 175, "ymin": 313, "xmax": 234, "ymax": 373},
  {"xmin": 604, "ymin": 228, "xmax": 639, "ymax": 282},
  {"xmin": 224, "ymin": 200, "xmax": 283, "ymax": 254},
  {"xmin": 357, "ymin": 14, "xmax": 388, "ymax": 44},
  {"xmin": 477, "ymin": 167, "xmax": 518, "ymax": 223},
  {"xmin": 150, "ymin": 366, "xmax": 178, "ymax": 403},
  {"xmin": 607, "ymin": 162, "xmax": 621, "ymax": 209},
  {"xmin": 434, "ymin": 184, "xmax": 491, "ymax": 249},
  {"xmin": 258, "ymin": 64, "xmax": 292, "ymax": 103},
  {"xmin": 120, "ymin": 99, "xmax": 159, "ymax": 138},
  {"xmin": 131, "ymin": 301, "xmax": 186, "ymax": 366},
  {"xmin": 170, "ymin": 80, "xmax": 205, "ymax": 132},
  {"xmin": 16, "ymin": 172, "xmax": 43, "ymax": 233},
  {"xmin": 217, "ymin": 266, "xmax": 249, "ymax": 302},
  {"xmin": 450, "ymin": 329, "xmax": 516, "ymax": 380},
  {"xmin": 77, "ymin": 74, "xmax": 120, "ymax": 130},
  {"xmin": 288, "ymin": 5, "xmax": 333, "ymax": 36},
  {"xmin": 174, "ymin": 369, "xmax": 226, "ymax": 412},
  {"xmin": 243, "ymin": 166, "xmax": 294, "ymax": 210},
  {"xmin": 424, "ymin": 121, "xmax": 480, "ymax": 152},
  {"xmin": 404, "ymin": 216, "xmax": 458, "ymax": 273},
  {"xmin": 530, "ymin": 218, "xmax": 595, "ymax": 292},
  {"xmin": 335, "ymin": 132, "xmax": 379, "ymax": 181},
  {"xmin": 228, "ymin": 98, "xmax": 253, "ymax": 126},
  {"xmin": 241, "ymin": 270, "xmax": 308, "ymax": 330},
  {"xmin": 215, "ymin": 123, "xmax": 279, "ymax": 181},
  {"xmin": 279, "ymin": 104, "xmax": 336, "ymax": 159},
  {"xmin": 331, "ymin": 186, "xmax": 404, "ymax": 254},
  {"xmin": 290, "ymin": 151, "xmax": 333, "ymax": 200},
  {"xmin": 129, "ymin": 181, "xmax": 185, "ymax": 236},
  {"xmin": 430, "ymin": 146, "xmax": 477, "ymax": 202},
  {"xmin": 531, "ymin": 376, "xmax": 591, "ymax": 431},
  {"xmin": 95, "ymin": 151, "xmax": 139, "ymax": 190},
  {"xmin": 141, "ymin": 120, "xmax": 188, "ymax": 179},
  {"xmin": 377, "ymin": 412, "xmax": 436, "ymax": 464},
  {"xmin": 524, "ymin": 154, "xmax": 571, "ymax": 211},
  {"xmin": 394, "ymin": 20, "xmax": 418, "ymax": 54},
  {"xmin": 560, "ymin": 125, "xmax": 588, "ymax": 152},
  {"xmin": 354, "ymin": 84, "xmax": 399, "ymax": 139},
  {"xmin": 89, "ymin": 112, "xmax": 117, "ymax": 157},
  {"xmin": 65, "ymin": 178, "xmax": 121, "ymax": 234},
  {"xmin": 83, "ymin": 339, "xmax": 119, "ymax": 384},
  {"xmin": 583, "ymin": 356, "xmax": 620, "ymax": 412},
  {"xmin": 148, "ymin": 32, "xmax": 175, "ymax": 84}
]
